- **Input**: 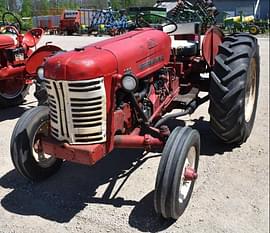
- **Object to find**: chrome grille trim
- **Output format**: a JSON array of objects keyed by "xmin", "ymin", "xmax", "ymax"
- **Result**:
[{"xmin": 46, "ymin": 77, "xmax": 106, "ymax": 144}]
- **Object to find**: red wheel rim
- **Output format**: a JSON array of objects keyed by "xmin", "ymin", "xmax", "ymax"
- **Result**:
[{"xmin": 0, "ymin": 79, "xmax": 25, "ymax": 99}]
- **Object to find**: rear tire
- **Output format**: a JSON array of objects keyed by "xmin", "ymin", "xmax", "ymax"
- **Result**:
[
  {"xmin": 209, "ymin": 33, "xmax": 260, "ymax": 144},
  {"xmin": 10, "ymin": 106, "xmax": 63, "ymax": 181},
  {"xmin": 154, "ymin": 127, "xmax": 200, "ymax": 219},
  {"xmin": 0, "ymin": 81, "xmax": 29, "ymax": 108}
]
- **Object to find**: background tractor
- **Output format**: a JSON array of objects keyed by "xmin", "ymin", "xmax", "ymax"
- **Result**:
[
  {"xmin": 0, "ymin": 12, "xmax": 62, "ymax": 108},
  {"xmin": 10, "ymin": 2, "xmax": 260, "ymax": 221}
]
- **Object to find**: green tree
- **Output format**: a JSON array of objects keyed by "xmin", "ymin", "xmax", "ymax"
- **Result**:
[
  {"xmin": 40, "ymin": 0, "xmax": 49, "ymax": 15},
  {"xmin": 0, "ymin": 0, "xmax": 6, "ymax": 15},
  {"xmin": 21, "ymin": 0, "xmax": 32, "ymax": 17},
  {"xmin": 111, "ymin": 0, "xmax": 122, "ymax": 10}
]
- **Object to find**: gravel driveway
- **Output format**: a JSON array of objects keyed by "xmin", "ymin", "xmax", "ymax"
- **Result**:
[{"xmin": 0, "ymin": 35, "xmax": 269, "ymax": 233}]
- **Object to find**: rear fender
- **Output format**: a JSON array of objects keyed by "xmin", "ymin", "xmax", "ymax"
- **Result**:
[
  {"xmin": 202, "ymin": 26, "xmax": 224, "ymax": 67},
  {"xmin": 25, "ymin": 45, "xmax": 63, "ymax": 76},
  {"xmin": 22, "ymin": 28, "xmax": 44, "ymax": 48}
]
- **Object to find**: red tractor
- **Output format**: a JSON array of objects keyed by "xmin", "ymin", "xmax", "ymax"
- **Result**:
[
  {"xmin": 0, "ymin": 12, "xmax": 62, "ymax": 108},
  {"xmin": 10, "ymin": 13, "xmax": 259, "ymax": 219}
]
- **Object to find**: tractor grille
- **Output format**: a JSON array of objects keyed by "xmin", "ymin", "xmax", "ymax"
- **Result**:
[{"xmin": 45, "ymin": 77, "xmax": 107, "ymax": 144}]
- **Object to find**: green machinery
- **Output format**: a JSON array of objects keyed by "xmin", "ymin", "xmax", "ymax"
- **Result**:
[
  {"xmin": 224, "ymin": 11, "xmax": 269, "ymax": 35},
  {"xmin": 160, "ymin": 0, "xmax": 218, "ymax": 34},
  {"xmin": 128, "ymin": 7, "xmax": 167, "ymax": 22}
]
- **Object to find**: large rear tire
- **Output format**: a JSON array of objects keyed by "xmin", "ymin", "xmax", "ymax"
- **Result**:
[
  {"xmin": 154, "ymin": 127, "xmax": 200, "ymax": 219},
  {"xmin": 10, "ymin": 106, "xmax": 63, "ymax": 181},
  {"xmin": 209, "ymin": 33, "xmax": 260, "ymax": 144}
]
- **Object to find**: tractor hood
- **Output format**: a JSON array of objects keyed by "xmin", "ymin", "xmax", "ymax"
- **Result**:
[
  {"xmin": 0, "ymin": 34, "xmax": 15, "ymax": 49},
  {"xmin": 44, "ymin": 28, "xmax": 171, "ymax": 81},
  {"xmin": 44, "ymin": 46, "xmax": 116, "ymax": 81}
]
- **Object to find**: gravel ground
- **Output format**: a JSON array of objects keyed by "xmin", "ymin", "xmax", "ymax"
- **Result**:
[{"xmin": 0, "ymin": 35, "xmax": 269, "ymax": 233}]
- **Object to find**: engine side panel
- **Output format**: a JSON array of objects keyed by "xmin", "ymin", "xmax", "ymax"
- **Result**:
[{"xmin": 99, "ymin": 28, "xmax": 171, "ymax": 78}]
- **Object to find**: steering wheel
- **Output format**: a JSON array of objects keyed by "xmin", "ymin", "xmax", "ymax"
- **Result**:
[
  {"xmin": 0, "ymin": 25, "xmax": 20, "ymax": 36},
  {"xmin": 2, "ymin": 12, "xmax": 22, "ymax": 33},
  {"xmin": 135, "ymin": 13, "xmax": 177, "ymax": 34}
]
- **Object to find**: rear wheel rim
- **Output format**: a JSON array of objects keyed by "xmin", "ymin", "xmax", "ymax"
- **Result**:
[
  {"xmin": 32, "ymin": 121, "xmax": 56, "ymax": 168},
  {"xmin": 0, "ymin": 79, "xmax": 25, "ymax": 99},
  {"xmin": 245, "ymin": 58, "xmax": 257, "ymax": 122},
  {"xmin": 250, "ymin": 27, "xmax": 257, "ymax": 34},
  {"xmin": 179, "ymin": 146, "xmax": 196, "ymax": 204}
]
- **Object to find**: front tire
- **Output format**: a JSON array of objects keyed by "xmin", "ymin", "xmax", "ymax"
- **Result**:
[
  {"xmin": 34, "ymin": 79, "xmax": 48, "ymax": 106},
  {"xmin": 154, "ymin": 127, "xmax": 200, "ymax": 220},
  {"xmin": 10, "ymin": 106, "xmax": 63, "ymax": 181},
  {"xmin": 209, "ymin": 33, "xmax": 260, "ymax": 144}
]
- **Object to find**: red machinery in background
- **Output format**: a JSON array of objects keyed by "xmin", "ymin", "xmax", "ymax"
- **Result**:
[
  {"xmin": 59, "ymin": 10, "xmax": 80, "ymax": 35},
  {"xmin": 33, "ymin": 15, "xmax": 61, "ymax": 34},
  {"xmin": 11, "ymin": 12, "xmax": 260, "ymax": 220},
  {"xmin": 0, "ymin": 12, "xmax": 62, "ymax": 108}
]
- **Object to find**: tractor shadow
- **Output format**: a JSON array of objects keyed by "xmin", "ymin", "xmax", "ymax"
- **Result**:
[
  {"xmin": 0, "ymin": 101, "xmax": 36, "ymax": 121},
  {"xmin": 128, "ymin": 117, "xmax": 237, "ymax": 232},
  {"xmin": 192, "ymin": 117, "xmax": 236, "ymax": 156},
  {"xmin": 0, "ymin": 117, "xmax": 236, "ymax": 231},
  {"xmin": 0, "ymin": 149, "xmax": 164, "ymax": 225},
  {"xmin": 128, "ymin": 191, "xmax": 175, "ymax": 232},
  {"xmin": 166, "ymin": 116, "xmax": 236, "ymax": 156}
]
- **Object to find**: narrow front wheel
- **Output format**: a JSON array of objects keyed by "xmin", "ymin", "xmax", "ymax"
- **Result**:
[
  {"xmin": 10, "ymin": 106, "xmax": 62, "ymax": 181},
  {"xmin": 154, "ymin": 127, "xmax": 200, "ymax": 219}
]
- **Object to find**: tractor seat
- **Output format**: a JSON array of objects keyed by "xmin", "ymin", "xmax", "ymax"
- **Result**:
[
  {"xmin": 169, "ymin": 22, "xmax": 200, "ymax": 57},
  {"xmin": 171, "ymin": 39, "xmax": 198, "ymax": 57}
]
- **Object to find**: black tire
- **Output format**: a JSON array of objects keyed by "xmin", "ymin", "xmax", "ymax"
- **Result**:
[
  {"xmin": 34, "ymin": 79, "xmax": 48, "ymax": 106},
  {"xmin": 209, "ymin": 33, "xmax": 260, "ymax": 144},
  {"xmin": 0, "ymin": 84, "xmax": 30, "ymax": 108},
  {"xmin": 154, "ymin": 127, "xmax": 200, "ymax": 220},
  {"xmin": 67, "ymin": 30, "xmax": 73, "ymax": 36},
  {"xmin": 249, "ymin": 25, "xmax": 260, "ymax": 35},
  {"xmin": 10, "ymin": 106, "xmax": 63, "ymax": 181}
]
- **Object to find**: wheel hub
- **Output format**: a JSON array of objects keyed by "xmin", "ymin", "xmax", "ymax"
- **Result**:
[
  {"xmin": 184, "ymin": 167, "xmax": 198, "ymax": 181},
  {"xmin": 32, "ymin": 122, "xmax": 56, "ymax": 168},
  {"xmin": 179, "ymin": 146, "xmax": 196, "ymax": 203}
]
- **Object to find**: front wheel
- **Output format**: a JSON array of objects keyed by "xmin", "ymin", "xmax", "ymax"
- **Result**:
[
  {"xmin": 154, "ymin": 127, "xmax": 200, "ymax": 220},
  {"xmin": 34, "ymin": 79, "xmax": 48, "ymax": 106},
  {"xmin": 10, "ymin": 106, "xmax": 63, "ymax": 181}
]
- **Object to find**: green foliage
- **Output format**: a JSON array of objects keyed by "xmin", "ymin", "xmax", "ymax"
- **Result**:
[
  {"xmin": 1, "ymin": 0, "xmax": 158, "ymax": 18},
  {"xmin": 21, "ymin": 0, "xmax": 32, "ymax": 17},
  {"xmin": 21, "ymin": 17, "xmax": 33, "ymax": 30},
  {"xmin": 0, "ymin": 0, "xmax": 6, "ymax": 15},
  {"xmin": 112, "ymin": 0, "xmax": 155, "ymax": 9},
  {"xmin": 40, "ymin": 0, "xmax": 50, "ymax": 15}
]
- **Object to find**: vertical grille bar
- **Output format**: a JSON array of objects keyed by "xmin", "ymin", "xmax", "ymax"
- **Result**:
[{"xmin": 59, "ymin": 82, "xmax": 70, "ymax": 138}]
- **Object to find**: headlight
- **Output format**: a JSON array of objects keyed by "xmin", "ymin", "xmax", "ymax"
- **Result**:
[
  {"xmin": 122, "ymin": 74, "xmax": 138, "ymax": 92},
  {"xmin": 37, "ymin": 67, "xmax": 45, "ymax": 80}
]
